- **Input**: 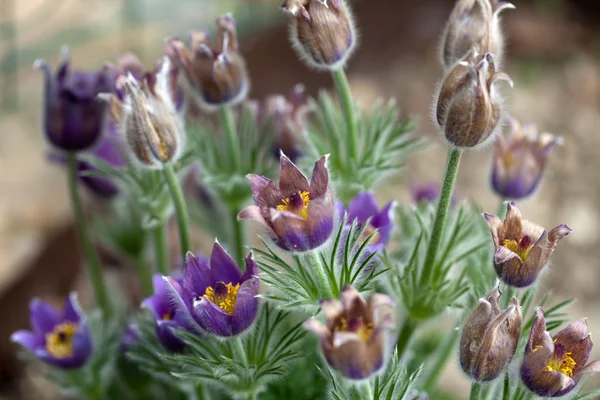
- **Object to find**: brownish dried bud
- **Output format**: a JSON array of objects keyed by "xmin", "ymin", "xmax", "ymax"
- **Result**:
[
  {"xmin": 460, "ymin": 286, "xmax": 522, "ymax": 382},
  {"xmin": 108, "ymin": 58, "xmax": 184, "ymax": 168},
  {"xmin": 434, "ymin": 50, "xmax": 512, "ymax": 148},
  {"xmin": 441, "ymin": 0, "xmax": 514, "ymax": 70},
  {"xmin": 282, "ymin": 0, "xmax": 356, "ymax": 70}
]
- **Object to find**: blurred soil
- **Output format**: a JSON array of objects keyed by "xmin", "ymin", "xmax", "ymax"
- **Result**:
[{"xmin": 1, "ymin": 0, "xmax": 600, "ymax": 398}]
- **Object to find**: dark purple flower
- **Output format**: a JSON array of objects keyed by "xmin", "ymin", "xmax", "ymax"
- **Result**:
[
  {"xmin": 142, "ymin": 275, "xmax": 190, "ymax": 352},
  {"xmin": 120, "ymin": 322, "xmax": 140, "ymax": 353},
  {"xmin": 11, "ymin": 293, "xmax": 92, "ymax": 369},
  {"xmin": 491, "ymin": 117, "xmax": 562, "ymax": 200},
  {"xmin": 167, "ymin": 15, "xmax": 248, "ymax": 109},
  {"xmin": 164, "ymin": 243, "xmax": 259, "ymax": 337},
  {"xmin": 521, "ymin": 308, "xmax": 600, "ymax": 397},
  {"xmin": 37, "ymin": 47, "xmax": 113, "ymax": 152},
  {"xmin": 339, "ymin": 191, "xmax": 396, "ymax": 253},
  {"xmin": 239, "ymin": 155, "xmax": 334, "ymax": 252},
  {"xmin": 304, "ymin": 286, "xmax": 396, "ymax": 380}
]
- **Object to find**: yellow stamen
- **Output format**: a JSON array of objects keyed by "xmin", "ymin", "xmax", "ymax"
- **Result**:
[
  {"xmin": 162, "ymin": 313, "xmax": 172, "ymax": 321},
  {"xmin": 45, "ymin": 322, "xmax": 79, "ymax": 359},
  {"xmin": 532, "ymin": 344, "xmax": 543, "ymax": 353},
  {"xmin": 276, "ymin": 191, "xmax": 311, "ymax": 219},
  {"xmin": 503, "ymin": 239, "xmax": 533, "ymax": 261},
  {"xmin": 546, "ymin": 352, "xmax": 577, "ymax": 377},
  {"xmin": 334, "ymin": 317, "xmax": 374, "ymax": 342},
  {"xmin": 360, "ymin": 225, "xmax": 381, "ymax": 246},
  {"xmin": 203, "ymin": 282, "xmax": 241, "ymax": 315},
  {"xmin": 504, "ymin": 152, "xmax": 515, "ymax": 167}
]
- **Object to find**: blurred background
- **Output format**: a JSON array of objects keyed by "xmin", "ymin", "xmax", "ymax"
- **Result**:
[{"xmin": 1, "ymin": 0, "xmax": 600, "ymax": 398}]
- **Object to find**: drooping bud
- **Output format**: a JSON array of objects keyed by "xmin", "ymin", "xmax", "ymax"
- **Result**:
[
  {"xmin": 441, "ymin": 0, "xmax": 515, "ymax": 70},
  {"xmin": 167, "ymin": 14, "xmax": 249, "ymax": 110},
  {"xmin": 460, "ymin": 286, "xmax": 522, "ymax": 381},
  {"xmin": 282, "ymin": 0, "xmax": 356, "ymax": 70},
  {"xmin": 105, "ymin": 58, "xmax": 184, "ymax": 168},
  {"xmin": 434, "ymin": 50, "xmax": 512, "ymax": 148}
]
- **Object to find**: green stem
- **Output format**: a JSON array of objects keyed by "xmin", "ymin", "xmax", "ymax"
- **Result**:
[
  {"xmin": 502, "ymin": 371, "xmax": 510, "ymax": 400},
  {"xmin": 422, "ymin": 147, "xmax": 463, "ymax": 283},
  {"xmin": 421, "ymin": 324, "xmax": 460, "ymax": 391},
  {"xmin": 220, "ymin": 106, "xmax": 241, "ymax": 172},
  {"xmin": 502, "ymin": 285, "xmax": 516, "ymax": 308},
  {"xmin": 153, "ymin": 217, "xmax": 170, "ymax": 276},
  {"xmin": 304, "ymin": 251, "xmax": 333, "ymax": 298},
  {"xmin": 359, "ymin": 383, "xmax": 372, "ymax": 400},
  {"xmin": 331, "ymin": 68, "xmax": 359, "ymax": 162},
  {"xmin": 163, "ymin": 164, "xmax": 191, "ymax": 264},
  {"xmin": 66, "ymin": 153, "xmax": 112, "ymax": 318},
  {"xmin": 231, "ymin": 205, "xmax": 245, "ymax": 267},
  {"xmin": 232, "ymin": 336, "xmax": 247, "ymax": 366},
  {"xmin": 135, "ymin": 254, "xmax": 154, "ymax": 297},
  {"xmin": 470, "ymin": 382, "xmax": 482, "ymax": 400},
  {"xmin": 395, "ymin": 317, "xmax": 416, "ymax": 360}
]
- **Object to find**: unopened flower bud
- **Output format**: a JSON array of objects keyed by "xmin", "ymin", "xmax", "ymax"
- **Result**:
[
  {"xmin": 441, "ymin": 0, "xmax": 514, "ymax": 70},
  {"xmin": 105, "ymin": 58, "xmax": 184, "ymax": 168},
  {"xmin": 460, "ymin": 286, "xmax": 522, "ymax": 381},
  {"xmin": 434, "ymin": 50, "xmax": 512, "ymax": 148},
  {"xmin": 282, "ymin": 0, "xmax": 356, "ymax": 70},
  {"xmin": 167, "ymin": 15, "xmax": 249, "ymax": 109}
]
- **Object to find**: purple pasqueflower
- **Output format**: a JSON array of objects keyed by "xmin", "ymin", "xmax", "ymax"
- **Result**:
[
  {"xmin": 164, "ymin": 242, "xmax": 259, "ymax": 337},
  {"xmin": 239, "ymin": 154, "xmax": 334, "ymax": 252},
  {"xmin": 339, "ymin": 191, "xmax": 396, "ymax": 253},
  {"xmin": 521, "ymin": 308, "xmax": 600, "ymax": 397},
  {"xmin": 491, "ymin": 117, "xmax": 563, "ymax": 200},
  {"xmin": 11, "ymin": 293, "xmax": 92, "ymax": 369},
  {"xmin": 142, "ymin": 275, "xmax": 190, "ymax": 352},
  {"xmin": 37, "ymin": 47, "xmax": 113, "ymax": 152},
  {"xmin": 304, "ymin": 286, "xmax": 396, "ymax": 380}
]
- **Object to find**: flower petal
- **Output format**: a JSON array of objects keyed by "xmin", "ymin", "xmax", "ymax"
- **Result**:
[
  {"xmin": 193, "ymin": 297, "xmax": 233, "ymax": 336},
  {"xmin": 11, "ymin": 330, "xmax": 42, "ymax": 352},
  {"xmin": 241, "ymin": 252, "xmax": 259, "ymax": 289},
  {"xmin": 305, "ymin": 196, "xmax": 335, "ymax": 249},
  {"xmin": 340, "ymin": 286, "xmax": 368, "ymax": 320},
  {"xmin": 279, "ymin": 154, "xmax": 310, "ymax": 196},
  {"xmin": 309, "ymin": 155, "xmax": 329, "ymax": 198},
  {"xmin": 500, "ymin": 201, "xmax": 522, "ymax": 241},
  {"xmin": 29, "ymin": 298, "xmax": 62, "ymax": 336},
  {"xmin": 231, "ymin": 280, "xmax": 259, "ymax": 335},
  {"xmin": 162, "ymin": 276, "xmax": 202, "ymax": 333},
  {"xmin": 320, "ymin": 298, "xmax": 344, "ymax": 329},
  {"xmin": 347, "ymin": 192, "xmax": 379, "ymax": 224},
  {"xmin": 183, "ymin": 252, "xmax": 212, "ymax": 295},
  {"xmin": 247, "ymin": 174, "xmax": 283, "ymax": 209},
  {"xmin": 548, "ymin": 224, "xmax": 573, "ymax": 243},
  {"xmin": 210, "ymin": 241, "xmax": 243, "ymax": 285},
  {"xmin": 304, "ymin": 318, "xmax": 332, "ymax": 344},
  {"xmin": 270, "ymin": 208, "xmax": 310, "ymax": 251},
  {"xmin": 156, "ymin": 320, "xmax": 187, "ymax": 352},
  {"xmin": 238, "ymin": 205, "xmax": 273, "ymax": 230},
  {"xmin": 63, "ymin": 293, "xmax": 84, "ymax": 323}
]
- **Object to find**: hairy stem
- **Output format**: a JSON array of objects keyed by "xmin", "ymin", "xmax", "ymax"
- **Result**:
[
  {"xmin": 67, "ymin": 153, "xmax": 112, "ymax": 318},
  {"xmin": 231, "ymin": 205, "xmax": 246, "ymax": 268},
  {"xmin": 153, "ymin": 217, "xmax": 170, "ymax": 276},
  {"xmin": 422, "ymin": 147, "xmax": 463, "ymax": 284},
  {"xmin": 331, "ymin": 68, "xmax": 359, "ymax": 162},
  {"xmin": 359, "ymin": 383, "xmax": 372, "ymax": 400},
  {"xmin": 220, "ymin": 106, "xmax": 241, "ymax": 172},
  {"xmin": 502, "ymin": 371, "xmax": 510, "ymax": 400},
  {"xmin": 470, "ymin": 382, "xmax": 482, "ymax": 400},
  {"xmin": 395, "ymin": 316, "xmax": 416, "ymax": 361},
  {"xmin": 304, "ymin": 250, "xmax": 333, "ymax": 298},
  {"xmin": 163, "ymin": 164, "xmax": 191, "ymax": 263}
]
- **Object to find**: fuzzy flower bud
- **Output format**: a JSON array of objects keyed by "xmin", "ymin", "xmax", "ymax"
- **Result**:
[
  {"xmin": 434, "ymin": 50, "xmax": 512, "ymax": 148},
  {"xmin": 491, "ymin": 117, "xmax": 563, "ymax": 199},
  {"xmin": 104, "ymin": 58, "xmax": 184, "ymax": 168},
  {"xmin": 167, "ymin": 15, "xmax": 249, "ymax": 109},
  {"xmin": 282, "ymin": 0, "xmax": 356, "ymax": 70},
  {"xmin": 460, "ymin": 286, "xmax": 522, "ymax": 381},
  {"xmin": 441, "ymin": 0, "xmax": 515, "ymax": 70}
]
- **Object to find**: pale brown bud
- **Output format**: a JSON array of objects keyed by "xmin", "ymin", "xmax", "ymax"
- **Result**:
[
  {"xmin": 460, "ymin": 286, "xmax": 522, "ymax": 381},
  {"xmin": 282, "ymin": 0, "xmax": 356, "ymax": 70},
  {"xmin": 441, "ymin": 0, "xmax": 514, "ymax": 70},
  {"xmin": 114, "ymin": 58, "xmax": 184, "ymax": 167},
  {"xmin": 434, "ymin": 50, "xmax": 512, "ymax": 148}
]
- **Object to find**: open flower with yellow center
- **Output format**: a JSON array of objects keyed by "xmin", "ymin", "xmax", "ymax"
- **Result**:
[
  {"xmin": 142, "ymin": 274, "xmax": 192, "ymax": 352},
  {"xmin": 491, "ymin": 117, "xmax": 562, "ymax": 200},
  {"xmin": 521, "ymin": 308, "xmax": 600, "ymax": 397},
  {"xmin": 11, "ymin": 293, "xmax": 92, "ymax": 369},
  {"xmin": 304, "ymin": 286, "xmax": 396, "ymax": 380},
  {"xmin": 483, "ymin": 202, "xmax": 572, "ymax": 287},
  {"xmin": 164, "ymin": 242, "xmax": 259, "ymax": 337},
  {"xmin": 239, "ymin": 154, "xmax": 334, "ymax": 252}
]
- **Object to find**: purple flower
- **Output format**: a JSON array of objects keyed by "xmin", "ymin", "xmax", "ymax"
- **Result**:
[
  {"xmin": 239, "ymin": 155, "xmax": 334, "ymax": 252},
  {"xmin": 142, "ymin": 275, "xmax": 190, "ymax": 352},
  {"xmin": 521, "ymin": 308, "xmax": 600, "ymax": 397},
  {"xmin": 164, "ymin": 243, "xmax": 259, "ymax": 337},
  {"xmin": 491, "ymin": 117, "xmax": 562, "ymax": 199},
  {"xmin": 340, "ymin": 192, "xmax": 396, "ymax": 253},
  {"xmin": 11, "ymin": 294, "xmax": 92, "ymax": 369},
  {"xmin": 304, "ymin": 286, "xmax": 396, "ymax": 380},
  {"xmin": 37, "ymin": 47, "xmax": 113, "ymax": 152}
]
